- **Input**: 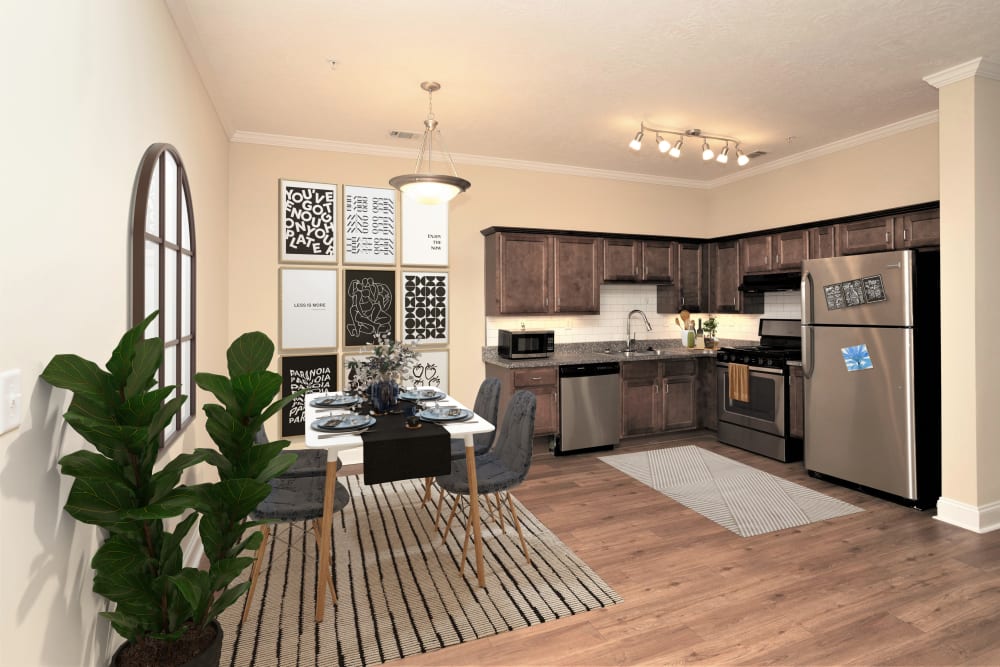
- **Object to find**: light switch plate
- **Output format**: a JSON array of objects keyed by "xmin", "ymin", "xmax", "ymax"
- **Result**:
[{"xmin": 0, "ymin": 369, "xmax": 22, "ymax": 434}]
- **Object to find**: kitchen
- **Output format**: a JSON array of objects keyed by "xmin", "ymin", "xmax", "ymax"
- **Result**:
[{"xmin": 5, "ymin": 2, "xmax": 1000, "ymax": 666}]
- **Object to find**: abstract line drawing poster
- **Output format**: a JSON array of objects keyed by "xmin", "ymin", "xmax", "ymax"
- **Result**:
[
  {"xmin": 280, "ymin": 179, "xmax": 337, "ymax": 263},
  {"xmin": 411, "ymin": 350, "xmax": 448, "ymax": 394},
  {"xmin": 401, "ymin": 198, "xmax": 448, "ymax": 266},
  {"xmin": 402, "ymin": 272, "xmax": 448, "ymax": 344},
  {"xmin": 280, "ymin": 268, "xmax": 337, "ymax": 350},
  {"xmin": 280, "ymin": 354, "xmax": 337, "ymax": 437},
  {"xmin": 344, "ymin": 185, "xmax": 396, "ymax": 265},
  {"xmin": 344, "ymin": 270, "xmax": 395, "ymax": 346}
]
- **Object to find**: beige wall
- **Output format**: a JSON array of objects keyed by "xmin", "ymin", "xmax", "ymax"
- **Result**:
[
  {"xmin": 0, "ymin": 2, "xmax": 229, "ymax": 665},
  {"xmin": 706, "ymin": 124, "xmax": 940, "ymax": 235},
  {"xmin": 229, "ymin": 143, "xmax": 709, "ymax": 414}
]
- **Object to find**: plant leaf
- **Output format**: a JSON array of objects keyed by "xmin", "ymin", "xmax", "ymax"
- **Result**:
[
  {"xmin": 106, "ymin": 311, "xmax": 158, "ymax": 384},
  {"xmin": 195, "ymin": 372, "xmax": 240, "ymax": 414},
  {"xmin": 92, "ymin": 534, "xmax": 152, "ymax": 575},
  {"xmin": 168, "ymin": 569, "xmax": 212, "ymax": 622},
  {"xmin": 64, "ymin": 476, "xmax": 138, "ymax": 529},
  {"xmin": 58, "ymin": 450, "xmax": 127, "ymax": 485},
  {"xmin": 207, "ymin": 580, "xmax": 252, "ymax": 620},
  {"xmin": 229, "ymin": 371, "xmax": 283, "ymax": 421},
  {"xmin": 123, "ymin": 337, "xmax": 164, "ymax": 400},
  {"xmin": 226, "ymin": 331, "xmax": 274, "ymax": 378},
  {"xmin": 41, "ymin": 354, "xmax": 116, "ymax": 405}
]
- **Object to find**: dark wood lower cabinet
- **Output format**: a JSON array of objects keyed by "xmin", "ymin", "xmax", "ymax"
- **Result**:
[
  {"xmin": 621, "ymin": 359, "xmax": 699, "ymax": 437},
  {"xmin": 486, "ymin": 364, "xmax": 558, "ymax": 437}
]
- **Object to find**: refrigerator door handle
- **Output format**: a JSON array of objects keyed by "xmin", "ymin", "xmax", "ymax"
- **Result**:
[
  {"xmin": 802, "ymin": 326, "xmax": 814, "ymax": 378},
  {"xmin": 801, "ymin": 270, "xmax": 814, "ymax": 378},
  {"xmin": 800, "ymin": 270, "xmax": 813, "ymax": 324}
]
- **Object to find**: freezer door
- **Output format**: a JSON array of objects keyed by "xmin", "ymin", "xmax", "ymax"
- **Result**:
[
  {"xmin": 801, "ymin": 250, "xmax": 913, "ymax": 327},
  {"xmin": 803, "ymin": 325, "xmax": 917, "ymax": 499}
]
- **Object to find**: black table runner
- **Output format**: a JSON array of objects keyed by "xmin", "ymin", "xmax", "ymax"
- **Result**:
[{"xmin": 361, "ymin": 404, "xmax": 452, "ymax": 485}]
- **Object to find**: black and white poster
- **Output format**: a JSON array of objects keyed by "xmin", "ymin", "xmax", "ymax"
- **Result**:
[
  {"xmin": 823, "ymin": 274, "xmax": 887, "ymax": 311},
  {"xmin": 280, "ymin": 354, "xmax": 337, "ymax": 437},
  {"xmin": 280, "ymin": 179, "xmax": 337, "ymax": 263},
  {"xmin": 402, "ymin": 272, "xmax": 448, "ymax": 343},
  {"xmin": 344, "ymin": 270, "xmax": 395, "ymax": 346},
  {"xmin": 280, "ymin": 268, "xmax": 337, "ymax": 349},
  {"xmin": 411, "ymin": 350, "xmax": 448, "ymax": 394},
  {"xmin": 344, "ymin": 185, "xmax": 396, "ymax": 265},
  {"xmin": 401, "ymin": 198, "xmax": 448, "ymax": 266}
]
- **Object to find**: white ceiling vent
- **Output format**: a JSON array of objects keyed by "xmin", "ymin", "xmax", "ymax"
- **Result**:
[{"xmin": 389, "ymin": 130, "xmax": 420, "ymax": 140}]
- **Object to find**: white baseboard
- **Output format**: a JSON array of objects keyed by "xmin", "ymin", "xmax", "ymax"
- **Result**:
[{"xmin": 934, "ymin": 496, "xmax": 1000, "ymax": 533}]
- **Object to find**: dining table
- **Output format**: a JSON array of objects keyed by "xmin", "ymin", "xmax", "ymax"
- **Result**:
[{"xmin": 301, "ymin": 389, "xmax": 496, "ymax": 623}]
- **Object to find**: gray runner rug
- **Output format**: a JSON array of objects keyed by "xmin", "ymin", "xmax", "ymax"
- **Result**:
[
  {"xmin": 599, "ymin": 445, "xmax": 863, "ymax": 537},
  {"xmin": 219, "ymin": 475, "xmax": 621, "ymax": 667}
]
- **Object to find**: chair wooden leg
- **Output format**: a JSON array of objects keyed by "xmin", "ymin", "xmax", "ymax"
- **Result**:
[
  {"xmin": 484, "ymin": 493, "xmax": 497, "ymax": 524},
  {"xmin": 459, "ymin": 500, "xmax": 473, "ymax": 575},
  {"xmin": 442, "ymin": 493, "xmax": 460, "ymax": 540},
  {"xmin": 422, "ymin": 476, "xmax": 434, "ymax": 505},
  {"xmin": 313, "ymin": 520, "xmax": 334, "ymax": 596},
  {"xmin": 494, "ymin": 493, "xmax": 506, "ymax": 533},
  {"xmin": 506, "ymin": 492, "xmax": 531, "ymax": 565},
  {"xmin": 433, "ymin": 487, "xmax": 447, "ymax": 530},
  {"xmin": 241, "ymin": 524, "xmax": 271, "ymax": 623}
]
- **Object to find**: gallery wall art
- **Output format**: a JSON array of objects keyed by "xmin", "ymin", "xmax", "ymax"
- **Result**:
[
  {"xmin": 401, "ymin": 198, "xmax": 448, "ymax": 266},
  {"xmin": 280, "ymin": 179, "xmax": 337, "ymax": 263},
  {"xmin": 411, "ymin": 350, "xmax": 449, "ymax": 394},
  {"xmin": 280, "ymin": 354, "xmax": 338, "ymax": 437},
  {"xmin": 280, "ymin": 268, "xmax": 337, "ymax": 349},
  {"xmin": 344, "ymin": 185, "xmax": 396, "ymax": 265},
  {"xmin": 402, "ymin": 271, "xmax": 448, "ymax": 343},
  {"xmin": 344, "ymin": 270, "xmax": 395, "ymax": 346}
]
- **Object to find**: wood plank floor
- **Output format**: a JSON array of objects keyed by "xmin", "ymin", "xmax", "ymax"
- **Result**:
[{"xmin": 390, "ymin": 431, "xmax": 1000, "ymax": 666}]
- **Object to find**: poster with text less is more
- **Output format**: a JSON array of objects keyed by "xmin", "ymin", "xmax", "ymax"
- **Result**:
[
  {"xmin": 401, "ymin": 198, "xmax": 448, "ymax": 266},
  {"xmin": 280, "ymin": 268, "xmax": 337, "ymax": 350},
  {"xmin": 280, "ymin": 179, "xmax": 337, "ymax": 263}
]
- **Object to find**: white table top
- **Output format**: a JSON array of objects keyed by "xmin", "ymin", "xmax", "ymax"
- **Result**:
[{"xmin": 302, "ymin": 390, "xmax": 495, "ymax": 462}]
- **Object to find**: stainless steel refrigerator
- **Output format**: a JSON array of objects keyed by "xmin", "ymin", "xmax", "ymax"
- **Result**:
[{"xmin": 801, "ymin": 249, "xmax": 940, "ymax": 508}]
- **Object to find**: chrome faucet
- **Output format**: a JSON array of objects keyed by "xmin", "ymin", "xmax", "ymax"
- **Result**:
[{"xmin": 626, "ymin": 309, "xmax": 652, "ymax": 352}]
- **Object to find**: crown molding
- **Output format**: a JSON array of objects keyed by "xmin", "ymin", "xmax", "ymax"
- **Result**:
[
  {"xmin": 230, "ymin": 131, "xmax": 711, "ymax": 189},
  {"xmin": 924, "ymin": 57, "xmax": 1000, "ymax": 88},
  {"xmin": 705, "ymin": 110, "xmax": 940, "ymax": 188}
]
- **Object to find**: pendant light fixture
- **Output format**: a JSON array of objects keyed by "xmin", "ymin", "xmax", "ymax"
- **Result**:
[
  {"xmin": 389, "ymin": 81, "xmax": 471, "ymax": 205},
  {"xmin": 628, "ymin": 123, "xmax": 753, "ymax": 168}
]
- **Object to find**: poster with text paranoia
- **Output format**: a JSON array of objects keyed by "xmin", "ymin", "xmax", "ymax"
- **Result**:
[
  {"xmin": 344, "ymin": 185, "xmax": 396, "ymax": 265},
  {"xmin": 280, "ymin": 179, "xmax": 337, "ymax": 263},
  {"xmin": 281, "ymin": 354, "xmax": 338, "ymax": 437}
]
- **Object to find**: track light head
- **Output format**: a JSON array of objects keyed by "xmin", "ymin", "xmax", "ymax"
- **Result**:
[
  {"xmin": 669, "ymin": 138, "xmax": 683, "ymax": 158},
  {"xmin": 657, "ymin": 134, "xmax": 671, "ymax": 153},
  {"xmin": 629, "ymin": 130, "xmax": 644, "ymax": 151},
  {"xmin": 716, "ymin": 144, "xmax": 730, "ymax": 164},
  {"xmin": 701, "ymin": 139, "xmax": 714, "ymax": 161},
  {"xmin": 736, "ymin": 147, "xmax": 750, "ymax": 166}
]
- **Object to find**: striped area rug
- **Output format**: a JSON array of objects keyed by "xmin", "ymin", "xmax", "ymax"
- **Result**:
[
  {"xmin": 219, "ymin": 475, "xmax": 621, "ymax": 666},
  {"xmin": 599, "ymin": 445, "xmax": 863, "ymax": 537}
]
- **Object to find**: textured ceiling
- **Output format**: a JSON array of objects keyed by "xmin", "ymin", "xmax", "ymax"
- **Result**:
[{"xmin": 167, "ymin": 0, "xmax": 1000, "ymax": 185}]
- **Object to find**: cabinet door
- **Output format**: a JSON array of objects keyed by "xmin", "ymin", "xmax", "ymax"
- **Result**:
[
  {"xmin": 808, "ymin": 225, "xmax": 838, "ymax": 259},
  {"xmin": 662, "ymin": 376, "xmax": 696, "ymax": 430},
  {"xmin": 495, "ymin": 233, "xmax": 550, "ymax": 314},
  {"xmin": 788, "ymin": 365, "xmax": 804, "ymax": 439},
  {"xmin": 710, "ymin": 241, "xmax": 741, "ymax": 313},
  {"xmin": 676, "ymin": 242, "xmax": 704, "ymax": 311},
  {"xmin": 621, "ymin": 362, "xmax": 660, "ymax": 436},
  {"xmin": 837, "ymin": 217, "xmax": 894, "ymax": 255},
  {"xmin": 895, "ymin": 210, "xmax": 939, "ymax": 249},
  {"xmin": 740, "ymin": 235, "xmax": 773, "ymax": 273},
  {"xmin": 523, "ymin": 385, "xmax": 559, "ymax": 436},
  {"xmin": 553, "ymin": 235, "xmax": 601, "ymax": 313},
  {"xmin": 640, "ymin": 240, "xmax": 675, "ymax": 283},
  {"xmin": 774, "ymin": 230, "xmax": 809, "ymax": 270},
  {"xmin": 602, "ymin": 238, "xmax": 639, "ymax": 281}
]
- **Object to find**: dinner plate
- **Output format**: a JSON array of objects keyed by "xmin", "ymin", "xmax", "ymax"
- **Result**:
[
  {"xmin": 309, "ymin": 394, "xmax": 361, "ymax": 408},
  {"xmin": 419, "ymin": 407, "xmax": 473, "ymax": 423},
  {"xmin": 310, "ymin": 413, "xmax": 376, "ymax": 433},
  {"xmin": 399, "ymin": 388, "xmax": 447, "ymax": 402}
]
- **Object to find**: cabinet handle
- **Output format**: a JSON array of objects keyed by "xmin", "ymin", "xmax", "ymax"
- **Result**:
[
  {"xmin": 775, "ymin": 253, "xmax": 779, "ymax": 265},
  {"xmin": 664, "ymin": 384, "xmax": 669, "ymax": 394},
  {"xmin": 680, "ymin": 296, "xmax": 685, "ymax": 305},
  {"xmin": 531, "ymin": 377, "xmax": 542, "ymax": 381},
  {"xmin": 903, "ymin": 229, "xmax": 908, "ymax": 241},
  {"xmin": 885, "ymin": 231, "xmax": 889, "ymax": 243}
]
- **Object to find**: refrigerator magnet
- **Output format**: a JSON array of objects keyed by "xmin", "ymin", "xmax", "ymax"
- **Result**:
[{"xmin": 842, "ymin": 344, "xmax": 874, "ymax": 372}]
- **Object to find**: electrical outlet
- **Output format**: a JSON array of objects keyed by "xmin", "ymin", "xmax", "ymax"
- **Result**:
[{"xmin": 0, "ymin": 369, "xmax": 22, "ymax": 434}]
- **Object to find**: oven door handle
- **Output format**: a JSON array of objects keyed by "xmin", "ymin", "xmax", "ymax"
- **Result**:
[{"xmin": 717, "ymin": 362, "xmax": 785, "ymax": 376}]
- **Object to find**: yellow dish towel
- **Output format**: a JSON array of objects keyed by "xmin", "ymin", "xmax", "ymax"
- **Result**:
[{"xmin": 729, "ymin": 363, "xmax": 750, "ymax": 403}]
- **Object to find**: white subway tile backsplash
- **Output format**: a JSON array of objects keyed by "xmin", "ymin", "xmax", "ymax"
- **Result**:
[{"xmin": 485, "ymin": 285, "xmax": 802, "ymax": 346}]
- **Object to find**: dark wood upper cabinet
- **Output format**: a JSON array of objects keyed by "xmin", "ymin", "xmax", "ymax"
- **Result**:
[
  {"xmin": 709, "ymin": 240, "xmax": 741, "ymax": 313},
  {"xmin": 676, "ymin": 242, "xmax": 704, "ymax": 311},
  {"xmin": 741, "ymin": 235, "xmax": 773, "ymax": 274},
  {"xmin": 809, "ymin": 225, "xmax": 838, "ymax": 259},
  {"xmin": 837, "ymin": 217, "xmax": 895, "ymax": 255},
  {"xmin": 553, "ymin": 235, "xmax": 601, "ymax": 313},
  {"xmin": 485, "ymin": 232, "xmax": 550, "ymax": 315},
  {"xmin": 602, "ymin": 238, "xmax": 639, "ymax": 281},
  {"xmin": 774, "ymin": 230, "xmax": 809, "ymax": 270},
  {"xmin": 895, "ymin": 210, "xmax": 940, "ymax": 249},
  {"xmin": 640, "ymin": 240, "xmax": 675, "ymax": 282}
]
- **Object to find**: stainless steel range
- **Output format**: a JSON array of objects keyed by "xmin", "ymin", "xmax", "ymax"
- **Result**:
[{"xmin": 716, "ymin": 318, "xmax": 802, "ymax": 462}]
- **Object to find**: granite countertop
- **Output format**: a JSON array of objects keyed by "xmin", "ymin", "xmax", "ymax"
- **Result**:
[{"xmin": 482, "ymin": 338, "xmax": 750, "ymax": 369}]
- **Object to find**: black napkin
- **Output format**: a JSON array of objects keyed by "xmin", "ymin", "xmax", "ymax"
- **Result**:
[{"xmin": 361, "ymin": 402, "xmax": 451, "ymax": 485}]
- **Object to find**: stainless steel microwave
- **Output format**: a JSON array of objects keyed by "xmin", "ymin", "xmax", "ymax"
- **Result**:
[{"xmin": 498, "ymin": 329, "xmax": 555, "ymax": 359}]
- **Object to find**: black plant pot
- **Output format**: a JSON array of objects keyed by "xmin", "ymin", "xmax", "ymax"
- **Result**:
[{"xmin": 111, "ymin": 620, "xmax": 223, "ymax": 667}]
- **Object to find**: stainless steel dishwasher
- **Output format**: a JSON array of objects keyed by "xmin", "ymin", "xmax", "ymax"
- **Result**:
[{"xmin": 557, "ymin": 362, "xmax": 621, "ymax": 454}]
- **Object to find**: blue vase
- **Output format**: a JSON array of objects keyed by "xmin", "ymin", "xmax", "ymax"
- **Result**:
[{"xmin": 368, "ymin": 380, "xmax": 399, "ymax": 413}]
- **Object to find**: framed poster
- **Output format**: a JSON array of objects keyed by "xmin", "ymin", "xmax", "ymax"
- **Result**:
[
  {"xmin": 344, "ymin": 270, "xmax": 395, "ymax": 346},
  {"xmin": 344, "ymin": 185, "xmax": 396, "ymax": 265},
  {"xmin": 402, "ymin": 271, "xmax": 448, "ymax": 344},
  {"xmin": 411, "ymin": 350, "xmax": 448, "ymax": 394},
  {"xmin": 280, "ymin": 354, "xmax": 337, "ymax": 437},
  {"xmin": 280, "ymin": 268, "xmax": 337, "ymax": 349},
  {"xmin": 401, "ymin": 198, "xmax": 448, "ymax": 266},
  {"xmin": 280, "ymin": 179, "xmax": 337, "ymax": 263}
]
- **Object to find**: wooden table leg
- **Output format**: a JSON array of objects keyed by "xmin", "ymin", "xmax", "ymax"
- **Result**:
[
  {"xmin": 316, "ymin": 458, "xmax": 338, "ymax": 622},
  {"xmin": 464, "ymin": 434, "xmax": 485, "ymax": 587}
]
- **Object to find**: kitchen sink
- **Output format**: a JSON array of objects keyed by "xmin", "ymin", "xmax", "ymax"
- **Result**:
[{"xmin": 601, "ymin": 349, "xmax": 668, "ymax": 357}]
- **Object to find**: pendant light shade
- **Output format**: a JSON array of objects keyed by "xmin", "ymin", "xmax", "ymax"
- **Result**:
[{"xmin": 389, "ymin": 81, "xmax": 470, "ymax": 205}]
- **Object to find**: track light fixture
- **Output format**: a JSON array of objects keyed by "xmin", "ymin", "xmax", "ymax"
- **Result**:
[{"xmin": 628, "ymin": 123, "xmax": 752, "ymax": 167}]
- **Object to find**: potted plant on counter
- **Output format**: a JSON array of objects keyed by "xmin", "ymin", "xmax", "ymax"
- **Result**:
[
  {"xmin": 702, "ymin": 316, "xmax": 720, "ymax": 349},
  {"xmin": 41, "ymin": 313, "xmax": 299, "ymax": 667}
]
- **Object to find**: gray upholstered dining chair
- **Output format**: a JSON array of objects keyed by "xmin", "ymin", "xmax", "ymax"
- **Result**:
[
  {"xmin": 435, "ymin": 389, "xmax": 536, "ymax": 572},
  {"xmin": 255, "ymin": 425, "xmax": 327, "ymax": 477}
]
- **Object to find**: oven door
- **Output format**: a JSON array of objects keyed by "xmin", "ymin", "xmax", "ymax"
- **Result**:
[{"xmin": 717, "ymin": 363, "xmax": 786, "ymax": 437}]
